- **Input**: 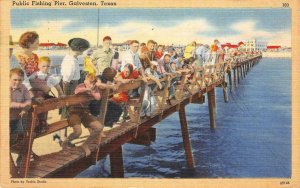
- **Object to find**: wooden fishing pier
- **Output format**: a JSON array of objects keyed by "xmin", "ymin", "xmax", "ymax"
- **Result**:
[{"xmin": 10, "ymin": 54, "xmax": 262, "ymax": 178}]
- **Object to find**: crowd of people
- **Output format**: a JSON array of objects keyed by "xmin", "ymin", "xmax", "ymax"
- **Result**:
[{"xmin": 10, "ymin": 31, "xmax": 258, "ymax": 163}]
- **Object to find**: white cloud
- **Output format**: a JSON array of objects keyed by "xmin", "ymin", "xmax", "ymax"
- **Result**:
[
  {"xmin": 10, "ymin": 18, "xmax": 215, "ymax": 46},
  {"xmin": 229, "ymin": 20, "xmax": 291, "ymax": 46},
  {"xmin": 10, "ymin": 18, "xmax": 290, "ymax": 47}
]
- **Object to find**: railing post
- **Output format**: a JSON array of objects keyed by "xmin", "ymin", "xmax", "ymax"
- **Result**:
[
  {"xmin": 175, "ymin": 72, "xmax": 188, "ymax": 101},
  {"xmin": 97, "ymin": 88, "xmax": 110, "ymax": 125},
  {"xmin": 96, "ymin": 88, "xmax": 110, "ymax": 161},
  {"xmin": 19, "ymin": 107, "xmax": 37, "ymax": 178}
]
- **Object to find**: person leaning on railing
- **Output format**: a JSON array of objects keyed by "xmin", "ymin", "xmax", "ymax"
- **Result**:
[
  {"xmin": 9, "ymin": 68, "xmax": 32, "ymax": 168},
  {"xmin": 60, "ymin": 38, "xmax": 90, "ymax": 118},
  {"xmin": 112, "ymin": 63, "xmax": 140, "ymax": 121},
  {"xmin": 141, "ymin": 61, "xmax": 163, "ymax": 119},
  {"xmin": 88, "ymin": 67, "xmax": 123, "ymax": 127},
  {"xmin": 61, "ymin": 73, "xmax": 105, "ymax": 156},
  {"xmin": 29, "ymin": 56, "xmax": 64, "ymax": 134}
]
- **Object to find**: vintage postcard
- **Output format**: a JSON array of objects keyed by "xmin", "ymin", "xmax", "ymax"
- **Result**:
[{"xmin": 0, "ymin": 0, "xmax": 299, "ymax": 187}]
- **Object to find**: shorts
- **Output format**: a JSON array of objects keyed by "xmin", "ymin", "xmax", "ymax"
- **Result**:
[{"xmin": 68, "ymin": 110, "xmax": 98, "ymax": 128}]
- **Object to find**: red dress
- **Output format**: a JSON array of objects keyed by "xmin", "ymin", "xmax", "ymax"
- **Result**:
[
  {"xmin": 112, "ymin": 70, "xmax": 139, "ymax": 103},
  {"xmin": 16, "ymin": 53, "xmax": 39, "ymax": 77}
]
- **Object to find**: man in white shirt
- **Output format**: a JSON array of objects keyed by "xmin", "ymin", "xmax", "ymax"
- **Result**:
[
  {"xmin": 120, "ymin": 40, "xmax": 147, "ymax": 98},
  {"xmin": 61, "ymin": 38, "xmax": 90, "ymax": 95},
  {"xmin": 121, "ymin": 40, "xmax": 142, "ymax": 70}
]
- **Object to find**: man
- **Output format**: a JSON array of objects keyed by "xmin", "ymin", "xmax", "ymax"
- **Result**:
[
  {"xmin": 167, "ymin": 47, "xmax": 179, "ymax": 64},
  {"xmin": 91, "ymin": 36, "xmax": 114, "ymax": 76},
  {"xmin": 146, "ymin": 40, "xmax": 156, "ymax": 61},
  {"xmin": 121, "ymin": 40, "xmax": 146, "ymax": 77},
  {"xmin": 195, "ymin": 43, "xmax": 209, "ymax": 67},
  {"xmin": 184, "ymin": 41, "xmax": 197, "ymax": 59},
  {"xmin": 210, "ymin": 39, "xmax": 221, "ymax": 65}
]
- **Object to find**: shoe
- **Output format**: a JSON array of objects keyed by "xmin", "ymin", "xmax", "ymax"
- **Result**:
[
  {"xmin": 53, "ymin": 134, "xmax": 61, "ymax": 143},
  {"xmin": 61, "ymin": 140, "xmax": 75, "ymax": 149}
]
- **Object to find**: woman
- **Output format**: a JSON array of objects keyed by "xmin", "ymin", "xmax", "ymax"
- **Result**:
[
  {"xmin": 11, "ymin": 31, "xmax": 40, "ymax": 96},
  {"xmin": 139, "ymin": 46, "xmax": 151, "ymax": 70}
]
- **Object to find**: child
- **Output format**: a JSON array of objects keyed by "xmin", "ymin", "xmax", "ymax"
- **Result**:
[
  {"xmin": 83, "ymin": 48, "xmax": 97, "ymax": 75},
  {"xmin": 112, "ymin": 63, "xmax": 140, "ymax": 121},
  {"xmin": 29, "ymin": 56, "xmax": 64, "ymax": 134},
  {"xmin": 141, "ymin": 61, "xmax": 162, "ymax": 118},
  {"xmin": 61, "ymin": 73, "xmax": 104, "ymax": 156},
  {"xmin": 10, "ymin": 68, "xmax": 32, "ymax": 166}
]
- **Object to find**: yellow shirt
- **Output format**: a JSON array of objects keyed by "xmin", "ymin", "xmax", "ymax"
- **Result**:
[
  {"xmin": 184, "ymin": 45, "xmax": 195, "ymax": 58},
  {"xmin": 83, "ymin": 56, "xmax": 95, "ymax": 74}
]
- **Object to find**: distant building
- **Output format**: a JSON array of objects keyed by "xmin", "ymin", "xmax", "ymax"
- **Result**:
[
  {"xmin": 221, "ymin": 43, "xmax": 239, "ymax": 53},
  {"xmin": 267, "ymin": 45, "xmax": 281, "ymax": 52},
  {"xmin": 39, "ymin": 42, "xmax": 67, "ymax": 50},
  {"xmin": 56, "ymin": 42, "xmax": 67, "ymax": 49},
  {"xmin": 39, "ymin": 43, "xmax": 56, "ymax": 50},
  {"xmin": 221, "ymin": 43, "xmax": 238, "ymax": 49},
  {"xmin": 244, "ymin": 39, "xmax": 267, "ymax": 52}
]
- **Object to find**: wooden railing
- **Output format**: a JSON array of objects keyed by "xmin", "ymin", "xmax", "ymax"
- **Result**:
[{"xmin": 11, "ymin": 54, "xmax": 262, "ymax": 178}]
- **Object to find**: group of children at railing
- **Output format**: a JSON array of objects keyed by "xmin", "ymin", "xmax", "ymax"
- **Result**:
[{"xmin": 9, "ymin": 31, "xmax": 260, "ymax": 162}]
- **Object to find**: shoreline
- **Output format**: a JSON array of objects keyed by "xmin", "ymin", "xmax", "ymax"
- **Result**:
[
  {"xmin": 12, "ymin": 47, "xmax": 292, "ymax": 58},
  {"xmin": 262, "ymin": 51, "xmax": 291, "ymax": 58}
]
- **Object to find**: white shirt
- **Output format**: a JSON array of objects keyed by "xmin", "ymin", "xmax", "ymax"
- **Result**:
[
  {"xmin": 61, "ymin": 54, "xmax": 80, "ymax": 82},
  {"xmin": 120, "ymin": 50, "xmax": 142, "ymax": 71},
  {"xmin": 29, "ymin": 71, "xmax": 61, "ymax": 88}
]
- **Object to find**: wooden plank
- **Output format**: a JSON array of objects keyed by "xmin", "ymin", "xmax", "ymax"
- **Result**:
[
  {"xmin": 28, "ymin": 168, "xmax": 50, "ymax": 178},
  {"xmin": 10, "ymin": 153, "xmax": 19, "ymax": 178},
  {"xmin": 31, "ymin": 160, "xmax": 62, "ymax": 169},
  {"xmin": 35, "ymin": 120, "xmax": 69, "ymax": 138},
  {"xmin": 115, "ymin": 79, "xmax": 142, "ymax": 93},
  {"xmin": 35, "ymin": 93, "xmax": 93, "ymax": 114},
  {"xmin": 128, "ymin": 127, "xmax": 156, "ymax": 146}
]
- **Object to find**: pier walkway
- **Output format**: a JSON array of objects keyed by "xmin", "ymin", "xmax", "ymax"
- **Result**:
[{"xmin": 10, "ymin": 54, "xmax": 262, "ymax": 178}]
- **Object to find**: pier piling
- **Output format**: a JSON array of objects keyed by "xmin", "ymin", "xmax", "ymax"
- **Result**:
[
  {"xmin": 227, "ymin": 70, "xmax": 232, "ymax": 92},
  {"xmin": 207, "ymin": 88, "xmax": 216, "ymax": 129},
  {"xmin": 223, "ymin": 83, "xmax": 229, "ymax": 103},
  {"xmin": 178, "ymin": 105, "xmax": 195, "ymax": 169},
  {"xmin": 233, "ymin": 68, "xmax": 237, "ymax": 87},
  {"xmin": 110, "ymin": 146, "xmax": 125, "ymax": 178},
  {"xmin": 237, "ymin": 66, "xmax": 240, "ymax": 84}
]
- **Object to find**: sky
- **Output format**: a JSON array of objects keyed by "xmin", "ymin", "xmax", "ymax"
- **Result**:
[{"xmin": 10, "ymin": 8, "xmax": 291, "ymax": 46}]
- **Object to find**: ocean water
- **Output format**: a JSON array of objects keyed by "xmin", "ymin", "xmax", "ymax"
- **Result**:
[{"xmin": 57, "ymin": 57, "xmax": 290, "ymax": 178}]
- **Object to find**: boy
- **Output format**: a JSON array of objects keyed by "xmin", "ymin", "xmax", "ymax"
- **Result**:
[
  {"xmin": 10, "ymin": 68, "xmax": 32, "ymax": 167},
  {"xmin": 29, "ymin": 56, "xmax": 64, "ymax": 133},
  {"xmin": 61, "ymin": 73, "xmax": 104, "ymax": 156}
]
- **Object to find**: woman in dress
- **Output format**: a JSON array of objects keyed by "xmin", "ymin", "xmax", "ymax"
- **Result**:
[{"xmin": 11, "ymin": 31, "xmax": 40, "ymax": 97}]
